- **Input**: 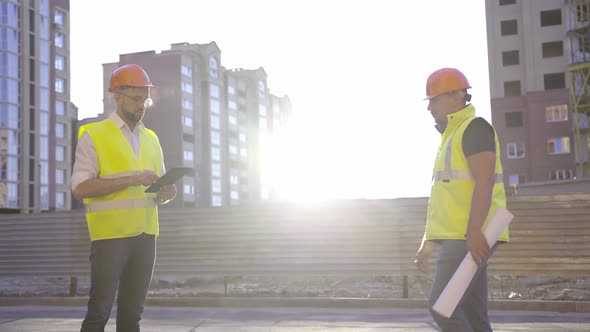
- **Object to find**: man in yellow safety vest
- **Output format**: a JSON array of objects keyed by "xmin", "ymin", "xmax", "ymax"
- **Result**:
[
  {"xmin": 414, "ymin": 67, "xmax": 509, "ymax": 331},
  {"xmin": 72, "ymin": 63, "xmax": 176, "ymax": 332}
]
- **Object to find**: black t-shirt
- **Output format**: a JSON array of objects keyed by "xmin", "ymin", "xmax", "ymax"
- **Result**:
[{"xmin": 462, "ymin": 117, "xmax": 496, "ymax": 157}]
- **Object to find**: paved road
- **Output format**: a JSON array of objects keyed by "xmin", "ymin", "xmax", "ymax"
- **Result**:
[{"xmin": 1, "ymin": 305, "xmax": 590, "ymax": 331}]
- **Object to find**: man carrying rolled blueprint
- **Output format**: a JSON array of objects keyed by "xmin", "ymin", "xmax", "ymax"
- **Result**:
[{"xmin": 414, "ymin": 68, "xmax": 510, "ymax": 331}]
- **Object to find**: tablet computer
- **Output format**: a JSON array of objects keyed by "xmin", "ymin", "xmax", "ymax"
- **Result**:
[{"xmin": 144, "ymin": 167, "xmax": 194, "ymax": 193}]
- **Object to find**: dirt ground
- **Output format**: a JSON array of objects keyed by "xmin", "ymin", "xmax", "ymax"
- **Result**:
[{"xmin": 1, "ymin": 275, "xmax": 588, "ymax": 301}]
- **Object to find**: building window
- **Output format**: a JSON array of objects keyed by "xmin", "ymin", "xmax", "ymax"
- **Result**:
[
  {"xmin": 0, "ymin": 130, "xmax": 17, "ymax": 154},
  {"xmin": 259, "ymin": 117, "xmax": 267, "ymax": 129},
  {"xmin": 183, "ymin": 184, "xmax": 194, "ymax": 194},
  {"xmin": 504, "ymin": 80, "xmax": 521, "ymax": 96},
  {"xmin": 576, "ymin": 4, "xmax": 590, "ymax": 23},
  {"xmin": 212, "ymin": 195, "xmax": 222, "ymax": 206},
  {"xmin": 181, "ymin": 82, "xmax": 193, "ymax": 94},
  {"xmin": 56, "ymin": 123, "xmax": 65, "ymax": 138},
  {"xmin": 55, "ymin": 78, "xmax": 65, "ymax": 93},
  {"xmin": 578, "ymin": 36, "xmax": 590, "ymax": 53},
  {"xmin": 0, "ymin": 104, "xmax": 19, "ymax": 130},
  {"xmin": 1, "ymin": 52, "xmax": 18, "ymax": 79},
  {"xmin": 501, "ymin": 20, "xmax": 518, "ymax": 36},
  {"xmin": 546, "ymin": 104, "xmax": 568, "ymax": 122},
  {"xmin": 550, "ymin": 169, "xmax": 573, "ymax": 181},
  {"xmin": 228, "ymin": 100, "xmax": 237, "ymax": 110},
  {"xmin": 212, "ymin": 163, "xmax": 221, "ymax": 177},
  {"xmin": 258, "ymin": 81, "xmax": 266, "ymax": 99},
  {"xmin": 507, "ymin": 142, "xmax": 525, "ymax": 159},
  {"xmin": 183, "ymin": 150, "xmax": 193, "ymax": 161},
  {"xmin": 55, "ymin": 169, "xmax": 65, "ymax": 184},
  {"xmin": 502, "ymin": 50, "xmax": 519, "ymax": 66},
  {"xmin": 40, "ymin": 64, "xmax": 49, "ymax": 88},
  {"xmin": 56, "ymin": 192, "xmax": 65, "ymax": 209},
  {"xmin": 210, "ymin": 83, "xmax": 220, "ymax": 98},
  {"xmin": 182, "ymin": 98, "xmax": 193, "ymax": 110},
  {"xmin": 56, "ymin": 100, "xmax": 65, "ymax": 115},
  {"xmin": 544, "ymin": 72, "xmax": 565, "ymax": 90},
  {"xmin": 54, "ymin": 9, "xmax": 64, "ymax": 28},
  {"xmin": 39, "ymin": 161, "xmax": 48, "ymax": 187},
  {"xmin": 542, "ymin": 41, "xmax": 563, "ymax": 58},
  {"xmin": 211, "ymin": 130, "xmax": 220, "ymax": 145},
  {"xmin": 55, "ymin": 32, "xmax": 64, "ymax": 48},
  {"xmin": 229, "ymin": 144, "xmax": 238, "ymax": 155},
  {"xmin": 211, "ymin": 147, "xmax": 220, "ymax": 161},
  {"xmin": 228, "ymin": 85, "xmax": 235, "ymax": 95},
  {"xmin": 548, "ymin": 137, "xmax": 571, "ymax": 154},
  {"xmin": 212, "ymin": 179, "xmax": 221, "ymax": 193},
  {"xmin": 230, "ymin": 190, "xmax": 239, "ymax": 200},
  {"xmin": 499, "ymin": 0, "xmax": 516, "ymax": 5},
  {"xmin": 40, "ymin": 110, "xmax": 49, "ymax": 134},
  {"xmin": 259, "ymin": 104, "xmax": 267, "ymax": 116},
  {"xmin": 181, "ymin": 65, "xmax": 192, "ymax": 77},
  {"xmin": 229, "ymin": 115, "xmax": 237, "ymax": 126},
  {"xmin": 209, "ymin": 56, "xmax": 218, "ymax": 78},
  {"xmin": 40, "ymin": 88, "xmax": 49, "ymax": 111},
  {"xmin": 56, "ymin": 145, "xmax": 65, "ymax": 161},
  {"xmin": 182, "ymin": 115, "xmax": 193, "ymax": 128},
  {"xmin": 40, "ymin": 40, "xmax": 49, "ymax": 63},
  {"xmin": 40, "ymin": 136, "xmax": 48, "ymax": 159},
  {"xmin": 508, "ymin": 174, "xmax": 526, "ymax": 185},
  {"xmin": 540, "ymin": 9, "xmax": 562, "ymax": 27},
  {"xmin": 210, "ymin": 115, "xmax": 220, "ymax": 129},
  {"xmin": 505, "ymin": 112, "xmax": 523, "ymax": 127},
  {"xmin": 0, "ymin": 78, "xmax": 18, "ymax": 104},
  {"xmin": 55, "ymin": 54, "xmax": 65, "ymax": 70},
  {"xmin": 210, "ymin": 99, "xmax": 220, "ymax": 114}
]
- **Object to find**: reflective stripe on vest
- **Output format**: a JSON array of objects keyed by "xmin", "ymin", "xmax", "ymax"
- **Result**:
[
  {"xmin": 84, "ymin": 170, "xmax": 155, "ymax": 212},
  {"xmin": 99, "ymin": 170, "xmax": 142, "ymax": 179},
  {"xmin": 85, "ymin": 197, "xmax": 157, "ymax": 213},
  {"xmin": 434, "ymin": 130, "xmax": 503, "ymax": 183},
  {"xmin": 433, "ymin": 170, "xmax": 503, "ymax": 183}
]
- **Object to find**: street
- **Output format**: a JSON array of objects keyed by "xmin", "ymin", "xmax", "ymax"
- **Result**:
[{"xmin": 1, "ymin": 305, "xmax": 590, "ymax": 331}]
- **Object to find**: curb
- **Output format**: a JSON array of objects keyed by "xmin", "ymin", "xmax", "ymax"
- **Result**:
[{"xmin": 1, "ymin": 296, "xmax": 589, "ymax": 313}]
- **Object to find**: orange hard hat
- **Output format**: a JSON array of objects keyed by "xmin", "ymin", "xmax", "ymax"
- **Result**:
[
  {"xmin": 425, "ymin": 68, "xmax": 471, "ymax": 100},
  {"xmin": 108, "ymin": 64, "xmax": 155, "ymax": 93}
]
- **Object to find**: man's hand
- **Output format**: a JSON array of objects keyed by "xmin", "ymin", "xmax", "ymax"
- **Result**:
[
  {"xmin": 414, "ymin": 240, "xmax": 434, "ymax": 273},
  {"xmin": 133, "ymin": 170, "xmax": 160, "ymax": 187},
  {"xmin": 466, "ymin": 228, "xmax": 490, "ymax": 266},
  {"xmin": 157, "ymin": 184, "xmax": 176, "ymax": 204}
]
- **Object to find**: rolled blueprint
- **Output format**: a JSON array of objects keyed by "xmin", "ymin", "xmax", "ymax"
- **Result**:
[{"xmin": 432, "ymin": 207, "xmax": 514, "ymax": 318}]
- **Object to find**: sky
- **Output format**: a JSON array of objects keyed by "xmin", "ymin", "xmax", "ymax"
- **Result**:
[{"xmin": 70, "ymin": 0, "xmax": 492, "ymax": 201}]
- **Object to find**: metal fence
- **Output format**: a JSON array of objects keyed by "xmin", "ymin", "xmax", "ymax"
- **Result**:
[{"xmin": 1, "ymin": 195, "xmax": 589, "ymax": 282}]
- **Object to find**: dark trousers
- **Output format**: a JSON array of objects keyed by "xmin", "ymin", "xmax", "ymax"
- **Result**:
[
  {"xmin": 81, "ymin": 233, "xmax": 156, "ymax": 332},
  {"xmin": 428, "ymin": 240, "xmax": 498, "ymax": 332}
]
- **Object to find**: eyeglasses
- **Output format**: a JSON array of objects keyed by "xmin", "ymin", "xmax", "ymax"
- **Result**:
[{"xmin": 117, "ymin": 91, "xmax": 153, "ymax": 108}]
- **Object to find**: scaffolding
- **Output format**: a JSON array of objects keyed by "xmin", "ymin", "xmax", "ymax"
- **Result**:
[{"xmin": 567, "ymin": 0, "xmax": 590, "ymax": 176}]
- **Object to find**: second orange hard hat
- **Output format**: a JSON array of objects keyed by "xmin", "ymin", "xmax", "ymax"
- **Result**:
[
  {"xmin": 108, "ymin": 64, "xmax": 155, "ymax": 93},
  {"xmin": 425, "ymin": 68, "xmax": 471, "ymax": 100}
]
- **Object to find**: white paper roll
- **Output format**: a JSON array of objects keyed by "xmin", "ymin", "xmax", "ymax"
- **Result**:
[{"xmin": 431, "ymin": 207, "xmax": 514, "ymax": 318}]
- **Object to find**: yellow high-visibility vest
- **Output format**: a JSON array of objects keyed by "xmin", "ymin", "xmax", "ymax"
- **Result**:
[
  {"xmin": 78, "ymin": 120, "xmax": 162, "ymax": 241},
  {"xmin": 425, "ymin": 104, "xmax": 509, "ymax": 242}
]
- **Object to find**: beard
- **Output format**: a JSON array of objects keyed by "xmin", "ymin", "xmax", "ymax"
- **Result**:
[{"xmin": 121, "ymin": 106, "xmax": 145, "ymax": 124}]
